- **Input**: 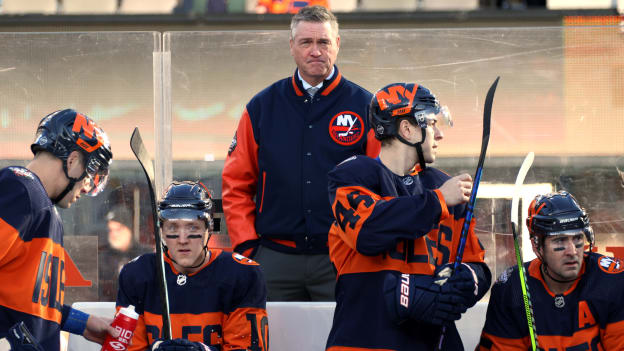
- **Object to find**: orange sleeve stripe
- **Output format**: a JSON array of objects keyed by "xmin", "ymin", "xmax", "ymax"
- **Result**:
[
  {"xmin": 0, "ymin": 217, "xmax": 20, "ymax": 264},
  {"xmin": 223, "ymin": 307, "xmax": 268, "ymax": 350},
  {"xmin": 222, "ymin": 109, "xmax": 260, "ymax": 249},
  {"xmin": 479, "ymin": 331, "xmax": 530, "ymax": 351},
  {"xmin": 538, "ymin": 325, "xmax": 601, "ymax": 349},
  {"xmin": 141, "ymin": 311, "xmax": 225, "ymax": 345},
  {"xmin": 127, "ymin": 309, "xmax": 150, "ymax": 351},
  {"xmin": 602, "ymin": 319, "xmax": 624, "ymax": 349},
  {"xmin": 329, "ymin": 224, "xmax": 436, "ymax": 276},
  {"xmin": 0, "ymin": 229, "xmax": 66, "ymax": 324},
  {"xmin": 433, "ymin": 189, "xmax": 450, "ymax": 222},
  {"xmin": 365, "ymin": 129, "xmax": 381, "ymax": 158}
]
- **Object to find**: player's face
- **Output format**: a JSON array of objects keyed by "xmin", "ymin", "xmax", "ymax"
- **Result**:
[
  {"xmin": 541, "ymin": 233, "xmax": 585, "ymax": 281},
  {"xmin": 290, "ymin": 21, "xmax": 340, "ymax": 86},
  {"xmin": 420, "ymin": 119, "xmax": 444, "ymax": 164},
  {"xmin": 57, "ymin": 151, "xmax": 93, "ymax": 209},
  {"xmin": 162, "ymin": 218, "xmax": 208, "ymax": 273}
]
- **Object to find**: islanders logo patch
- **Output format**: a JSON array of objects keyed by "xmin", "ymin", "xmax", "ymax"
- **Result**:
[
  {"xmin": 328, "ymin": 111, "xmax": 364, "ymax": 146},
  {"xmin": 232, "ymin": 253, "xmax": 259, "ymax": 266},
  {"xmin": 598, "ymin": 256, "xmax": 624, "ymax": 274}
]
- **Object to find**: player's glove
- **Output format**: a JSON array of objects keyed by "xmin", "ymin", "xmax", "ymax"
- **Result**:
[
  {"xmin": 383, "ymin": 272, "xmax": 468, "ymax": 327},
  {"xmin": 151, "ymin": 338, "xmax": 216, "ymax": 351},
  {"xmin": 0, "ymin": 322, "xmax": 44, "ymax": 351},
  {"xmin": 434, "ymin": 263, "xmax": 483, "ymax": 308},
  {"xmin": 233, "ymin": 239, "xmax": 260, "ymax": 259}
]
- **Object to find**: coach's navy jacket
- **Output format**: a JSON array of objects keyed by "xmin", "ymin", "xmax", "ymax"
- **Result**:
[{"xmin": 222, "ymin": 66, "xmax": 380, "ymax": 254}]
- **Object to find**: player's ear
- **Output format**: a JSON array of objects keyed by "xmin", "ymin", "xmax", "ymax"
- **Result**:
[
  {"xmin": 531, "ymin": 236, "xmax": 542, "ymax": 258},
  {"xmin": 66, "ymin": 150, "xmax": 84, "ymax": 171}
]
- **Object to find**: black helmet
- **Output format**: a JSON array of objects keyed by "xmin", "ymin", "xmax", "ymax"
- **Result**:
[
  {"xmin": 159, "ymin": 181, "xmax": 214, "ymax": 231},
  {"xmin": 31, "ymin": 109, "xmax": 113, "ymax": 200},
  {"xmin": 526, "ymin": 191, "xmax": 594, "ymax": 249},
  {"xmin": 369, "ymin": 83, "xmax": 452, "ymax": 141},
  {"xmin": 369, "ymin": 83, "xmax": 452, "ymax": 170}
]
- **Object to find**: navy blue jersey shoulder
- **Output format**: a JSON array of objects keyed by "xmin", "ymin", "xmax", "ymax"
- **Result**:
[
  {"xmin": 0, "ymin": 166, "xmax": 60, "ymax": 243},
  {"xmin": 329, "ymin": 155, "xmax": 427, "ymax": 199},
  {"xmin": 117, "ymin": 250, "xmax": 266, "ymax": 315}
]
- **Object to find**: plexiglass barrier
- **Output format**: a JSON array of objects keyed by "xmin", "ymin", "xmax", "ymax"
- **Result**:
[
  {"xmin": 0, "ymin": 31, "xmax": 161, "ymax": 303},
  {"xmin": 0, "ymin": 27, "xmax": 623, "ymax": 303}
]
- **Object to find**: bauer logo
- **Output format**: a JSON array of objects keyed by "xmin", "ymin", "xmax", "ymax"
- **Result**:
[
  {"xmin": 598, "ymin": 256, "xmax": 624, "ymax": 274},
  {"xmin": 400, "ymin": 273, "xmax": 410, "ymax": 308},
  {"xmin": 329, "ymin": 111, "xmax": 364, "ymax": 146}
]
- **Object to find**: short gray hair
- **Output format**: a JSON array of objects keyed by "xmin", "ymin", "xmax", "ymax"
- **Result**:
[{"xmin": 290, "ymin": 6, "xmax": 339, "ymax": 39}]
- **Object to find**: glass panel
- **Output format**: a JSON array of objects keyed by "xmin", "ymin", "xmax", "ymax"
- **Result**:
[
  {"xmin": 0, "ymin": 32, "xmax": 160, "ymax": 302},
  {"xmin": 166, "ymin": 26, "xmax": 624, "ymax": 283}
]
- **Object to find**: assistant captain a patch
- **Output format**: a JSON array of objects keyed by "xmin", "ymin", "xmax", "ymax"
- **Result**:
[{"xmin": 328, "ymin": 111, "xmax": 364, "ymax": 146}]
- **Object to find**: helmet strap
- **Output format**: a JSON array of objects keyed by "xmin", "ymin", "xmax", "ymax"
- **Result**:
[
  {"xmin": 52, "ymin": 159, "xmax": 87, "ymax": 204},
  {"xmin": 542, "ymin": 263, "xmax": 578, "ymax": 284},
  {"xmin": 396, "ymin": 128, "xmax": 427, "ymax": 171}
]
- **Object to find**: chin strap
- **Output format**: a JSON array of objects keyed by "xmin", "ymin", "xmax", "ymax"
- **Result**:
[
  {"xmin": 52, "ymin": 159, "xmax": 87, "ymax": 204},
  {"xmin": 396, "ymin": 128, "xmax": 427, "ymax": 171}
]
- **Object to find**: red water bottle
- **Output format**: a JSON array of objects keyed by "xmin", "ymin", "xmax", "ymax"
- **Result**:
[{"xmin": 101, "ymin": 305, "xmax": 139, "ymax": 351}]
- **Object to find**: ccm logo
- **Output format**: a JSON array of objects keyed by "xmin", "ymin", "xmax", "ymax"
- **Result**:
[{"xmin": 400, "ymin": 273, "xmax": 410, "ymax": 308}]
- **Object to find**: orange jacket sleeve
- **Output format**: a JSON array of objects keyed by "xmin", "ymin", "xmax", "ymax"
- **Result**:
[
  {"xmin": 365, "ymin": 129, "xmax": 381, "ymax": 158},
  {"xmin": 222, "ymin": 109, "xmax": 260, "ymax": 250}
]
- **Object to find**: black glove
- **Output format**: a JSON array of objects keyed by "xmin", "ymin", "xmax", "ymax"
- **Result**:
[
  {"xmin": 151, "ymin": 338, "xmax": 214, "ymax": 351},
  {"xmin": 434, "ymin": 263, "xmax": 481, "ymax": 308},
  {"xmin": 233, "ymin": 238, "xmax": 260, "ymax": 259},
  {"xmin": 1, "ymin": 322, "xmax": 44, "ymax": 351},
  {"xmin": 383, "ymin": 272, "xmax": 468, "ymax": 327}
]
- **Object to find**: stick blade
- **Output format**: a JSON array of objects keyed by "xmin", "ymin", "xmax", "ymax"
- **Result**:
[
  {"xmin": 130, "ymin": 127, "xmax": 155, "ymax": 188},
  {"xmin": 479, "ymin": 76, "xmax": 499, "ymax": 157},
  {"xmin": 511, "ymin": 151, "xmax": 535, "ymax": 228}
]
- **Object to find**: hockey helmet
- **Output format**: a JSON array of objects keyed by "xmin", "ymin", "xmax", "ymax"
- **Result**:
[
  {"xmin": 526, "ymin": 191, "xmax": 594, "ymax": 248},
  {"xmin": 369, "ymin": 83, "xmax": 452, "ymax": 141},
  {"xmin": 31, "ymin": 109, "xmax": 113, "ymax": 197},
  {"xmin": 159, "ymin": 181, "xmax": 214, "ymax": 231}
]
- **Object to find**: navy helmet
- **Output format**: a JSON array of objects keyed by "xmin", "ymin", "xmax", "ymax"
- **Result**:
[
  {"xmin": 526, "ymin": 191, "xmax": 594, "ymax": 249},
  {"xmin": 31, "ymin": 109, "xmax": 112, "ymax": 199}
]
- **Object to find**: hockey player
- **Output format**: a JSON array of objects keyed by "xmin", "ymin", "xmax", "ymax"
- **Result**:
[
  {"xmin": 0, "ymin": 109, "xmax": 116, "ymax": 350},
  {"xmin": 478, "ymin": 191, "xmax": 624, "ymax": 350},
  {"xmin": 116, "ymin": 181, "xmax": 268, "ymax": 351},
  {"xmin": 325, "ymin": 83, "xmax": 491, "ymax": 351}
]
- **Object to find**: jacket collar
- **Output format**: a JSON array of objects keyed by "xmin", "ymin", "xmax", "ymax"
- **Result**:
[{"xmin": 291, "ymin": 65, "xmax": 342, "ymax": 97}]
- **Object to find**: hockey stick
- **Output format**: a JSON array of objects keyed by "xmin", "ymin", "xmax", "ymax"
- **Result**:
[
  {"xmin": 511, "ymin": 152, "xmax": 539, "ymax": 351},
  {"xmin": 130, "ymin": 127, "xmax": 172, "ymax": 340},
  {"xmin": 436, "ymin": 76, "xmax": 499, "ymax": 350}
]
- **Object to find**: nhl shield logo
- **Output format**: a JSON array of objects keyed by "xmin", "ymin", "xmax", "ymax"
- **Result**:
[{"xmin": 329, "ymin": 111, "xmax": 365, "ymax": 146}]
